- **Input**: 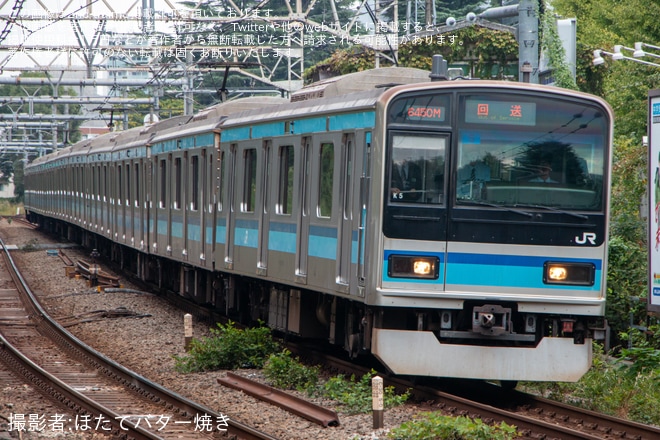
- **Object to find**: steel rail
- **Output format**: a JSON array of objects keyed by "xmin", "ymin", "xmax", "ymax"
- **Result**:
[
  {"xmin": 218, "ymin": 372, "xmax": 340, "ymax": 427},
  {"xmin": 0, "ymin": 236, "xmax": 279, "ymax": 440},
  {"xmin": 0, "ymin": 334, "xmax": 159, "ymax": 440},
  {"xmin": 286, "ymin": 344, "xmax": 660, "ymax": 440}
]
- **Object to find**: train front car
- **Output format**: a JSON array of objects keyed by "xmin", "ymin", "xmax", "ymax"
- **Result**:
[{"xmin": 370, "ymin": 82, "xmax": 612, "ymax": 382}]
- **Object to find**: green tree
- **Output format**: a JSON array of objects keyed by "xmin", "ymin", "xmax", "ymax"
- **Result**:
[
  {"xmin": 551, "ymin": 0, "xmax": 660, "ymax": 101},
  {"xmin": 399, "ymin": 25, "xmax": 518, "ymax": 78},
  {"xmin": 0, "ymin": 71, "xmax": 82, "ymax": 145},
  {"xmin": 607, "ymin": 137, "xmax": 648, "ymax": 348},
  {"xmin": 551, "ymin": 0, "xmax": 660, "ymax": 348},
  {"xmin": 125, "ymin": 89, "xmax": 184, "ymax": 129},
  {"xmin": 306, "ymin": 25, "xmax": 518, "ymax": 80},
  {"xmin": 0, "ymin": 71, "xmax": 81, "ymax": 201},
  {"xmin": 435, "ymin": 0, "xmax": 487, "ymax": 21}
]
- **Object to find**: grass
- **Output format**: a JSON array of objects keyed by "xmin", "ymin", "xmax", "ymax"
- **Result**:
[
  {"xmin": 520, "ymin": 343, "xmax": 660, "ymax": 426},
  {"xmin": 0, "ymin": 200, "xmax": 22, "ymax": 216}
]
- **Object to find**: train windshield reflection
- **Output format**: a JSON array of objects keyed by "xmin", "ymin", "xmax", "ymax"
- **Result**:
[{"xmin": 456, "ymin": 96, "xmax": 608, "ymax": 212}]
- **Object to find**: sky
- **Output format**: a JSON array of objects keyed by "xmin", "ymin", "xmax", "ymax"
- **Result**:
[
  {"xmin": 0, "ymin": 0, "xmax": 389, "ymax": 82},
  {"xmin": 1, "ymin": 0, "xmax": 242, "ymax": 72}
]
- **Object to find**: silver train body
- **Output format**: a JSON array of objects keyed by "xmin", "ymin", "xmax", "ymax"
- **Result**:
[{"xmin": 24, "ymin": 67, "xmax": 613, "ymax": 382}]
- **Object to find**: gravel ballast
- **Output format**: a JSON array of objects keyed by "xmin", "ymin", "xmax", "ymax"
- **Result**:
[{"xmin": 0, "ymin": 220, "xmax": 428, "ymax": 439}]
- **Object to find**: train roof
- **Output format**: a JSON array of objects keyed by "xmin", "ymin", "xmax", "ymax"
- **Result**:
[
  {"xmin": 221, "ymin": 87, "xmax": 384, "ymax": 129},
  {"xmin": 221, "ymin": 67, "xmax": 434, "ymax": 127},
  {"xmin": 27, "ymin": 68, "xmax": 433, "ymax": 169},
  {"xmin": 290, "ymin": 67, "xmax": 431, "ymax": 102},
  {"xmin": 150, "ymin": 96, "xmax": 289, "ymax": 144},
  {"xmin": 196, "ymin": 96, "xmax": 289, "ymax": 120}
]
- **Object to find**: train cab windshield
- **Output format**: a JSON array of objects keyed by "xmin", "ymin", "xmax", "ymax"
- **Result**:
[
  {"xmin": 386, "ymin": 91, "xmax": 609, "ymax": 213},
  {"xmin": 455, "ymin": 93, "xmax": 608, "ymax": 212}
]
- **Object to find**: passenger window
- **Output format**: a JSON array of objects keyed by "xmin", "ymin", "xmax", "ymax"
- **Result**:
[
  {"xmin": 263, "ymin": 142, "xmax": 271, "ymax": 214},
  {"xmin": 117, "ymin": 165, "xmax": 122, "ymax": 206},
  {"xmin": 134, "ymin": 164, "xmax": 140, "ymax": 208},
  {"xmin": 92, "ymin": 167, "xmax": 97, "ymax": 201},
  {"xmin": 126, "ymin": 163, "xmax": 131, "ymax": 206},
  {"xmin": 218, "ymin": 151, "xmax": 224, "ymax": 212},
  {"xmin": 277, "ymin": 145, "xmax": 294, "ymax": 215},
  {"xmin": 174, "ymin": 157, "xmax": 182, "ymax": 210},
  {"xmin": 343, "ymin": 137, "xmax": 353, "ymax": 218},
  {"xmin": 243, "ymin": 148, "xmax": 257, "ymax": 213},
  {"xmin": 102, "ymin": 165, "xmax": 107, "ymax": 202},
  {"xmin": 208, "ymin": 153, "xmax": 213, "ymax": 211},
  {"xmin": 159, "ymin": 159, "xmax": 166, "ymax": 208},
  {"xmin": 191, "ymin": 155, "xmax": 199, "ymax": 211},
  {"xmin": 318, "ymin": 143, "xmax": 334, "ymax": 218}
]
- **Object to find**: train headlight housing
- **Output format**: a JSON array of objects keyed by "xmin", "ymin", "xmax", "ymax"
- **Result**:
[
  {"xmin": 544, "ymin": 262, "xmax": 595, "ymax": 286},
  {"xmin": 388, "ymin": 255, "xmax": 439, "ymax": 279}
]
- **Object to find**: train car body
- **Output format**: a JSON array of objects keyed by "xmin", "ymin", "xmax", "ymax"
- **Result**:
[{"xmin": 25, "ymin": 66, "xmax": 613, "ymax": 383}]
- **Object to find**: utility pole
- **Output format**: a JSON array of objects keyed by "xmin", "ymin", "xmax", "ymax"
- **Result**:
[
  {"xmin": 184, "ymin": 50, "xmax": 194, "ymax": 116},
  {"xmin": 518, "ymin": 0, "xmax": 539, "ymax": 83}
]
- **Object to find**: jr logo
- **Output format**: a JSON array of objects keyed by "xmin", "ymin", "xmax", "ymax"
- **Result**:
[{"xmin": 575, "ymin": 232, "xmax": 597, "ymax": 245}]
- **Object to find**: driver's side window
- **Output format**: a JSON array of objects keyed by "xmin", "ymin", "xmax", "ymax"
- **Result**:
[{"xmin": 389, "ymin": 133, "xmax": 446, "ymax": 204}]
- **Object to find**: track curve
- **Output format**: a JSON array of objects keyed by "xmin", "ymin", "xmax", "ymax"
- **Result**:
[{"xmin": 0, "ymin": 237, "xmax": 278, "ymax": 440}]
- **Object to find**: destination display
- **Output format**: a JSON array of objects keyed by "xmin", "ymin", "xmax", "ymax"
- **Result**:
[
  {"xmin": 388, "ymin": 94, "xmax": 450, "ymax": 124},
  {"xmin": 465, "ymin": 99, "xmax": 536, "ymax": 126},
  {"xmin": 405, "ymin": 105, "xmax": 446, "ymax": 121}
]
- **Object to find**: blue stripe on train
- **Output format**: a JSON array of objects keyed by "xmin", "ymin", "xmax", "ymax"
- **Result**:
[
  {"xmin": 445, "ymin": 253, "xmax": 601, "ymax": 290},
  {"xmin": 382, "ymin": 251, "xmax": 601, "ymax": 290}
]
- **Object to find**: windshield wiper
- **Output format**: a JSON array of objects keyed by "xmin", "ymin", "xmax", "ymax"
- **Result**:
[
  {"xmin": 513, "ymin": 204, "xmax": 589, "ymax": 220},
  {"xmin": 458, "ymin": 199, "xmax": 534, "ymax": 218}
]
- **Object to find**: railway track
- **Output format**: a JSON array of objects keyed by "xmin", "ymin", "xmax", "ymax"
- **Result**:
[
  {"xmin": 0, "ymin": 237, "xmax": 277, "ymax": 440},
  {"xmin": 121, "ymin": 261, "xmax": 660, "ymax": 440},
  {"xmin": 288, "ymin": 345, "xmax": 660, "ymax": 440},
  {"xmin": 6, "ymin": 222, "xmax": 660, "ymax": 439}
]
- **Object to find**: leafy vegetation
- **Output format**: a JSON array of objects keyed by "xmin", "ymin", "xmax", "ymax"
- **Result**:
[
  {"xmin": 173, "ymin": 321, "xmax": 279, "ymax": 372},
  {"xmin": 388, "ymin": 413, "xmax": 518, "ymax": 440},
  {"xmin": 435, "ymin": 0, "xmax": 486, "ymax": 22},
  {"xmin": 0, "ymin": 199, "xmax": 22, "ymax": 216},
  {"xmin": 399, "ymin": 26, "xmax": 518, "ymax": 79},
  {"xmin": 178, "ymin": 331, "xmax": 409, "ymax": 415},
  {"xmin": 319, "ymin": 370, "xmax": 409, "ymax": 414},
  {"xmin": 548, "ymin": 0, "xmax": 660, "ymax": 351},
  {"xmin": 539, "ymin": 3, "xmax": 577, "ymax": 90},
  {"xmin": 264, "ymin": 351, "xmax": 408, "ymax": 414},
  {"xmin": 306, "ymin": 25, "xmax": 519, "ymax": 81},
  {"xmin": 523, "ymin": 343, "xmax": 660, "ymax": 426},
  {"xmin": 0, "ymin": 71, "xmax": 82, "ymax": 145},
  {"xmin": 263, "ymin": 349, "xmax": 320, "ymax": 391}
]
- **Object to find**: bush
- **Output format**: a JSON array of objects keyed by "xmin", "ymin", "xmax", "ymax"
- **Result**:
[
  {"xmin": 173, "ymin": 321, "xmax": 279, "ymax": 372},
  {"xmin": 522, "ymin": 343, "xmax": 660, "ymax": 426},
  {"xmin": 388, "ymin": 413, "xmax": 518, "ymax": 440},
  {"xmin": 263, "ymin": 349, "xmax": 320, "ymax": 391},
  {"xmin": 320, "ymin": 369, "xmax": 409, "ymax": 414}
]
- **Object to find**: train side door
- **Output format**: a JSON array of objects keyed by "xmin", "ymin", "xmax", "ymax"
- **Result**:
[
  {"xmin": 166, "ymin": 154, "xmax": 173, "ymax": 257},
  {"xmin": 257, "ymin": 140, "xmax": 272, "ymax": 275},
  {"xmin": 102, "ymin": 164, "xmax": 108, "ymax": 237},
  {"xmin": 295, "ymin": 136, "xmax": 311, "ymax": 283},
  {"xmin": 199, "ymin": 147, "xmax": 211, "ymax": 267},
  {"xmin": 224, "ymin": 144, "xmax": 237, "ymax": 269},
  {"xmin": 337, "ymin": 133, "xmax": 355, "ymax": 288},
  {"xmin": 357, "ymin": 131, "xmax": 371, "ymax": 290}
]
